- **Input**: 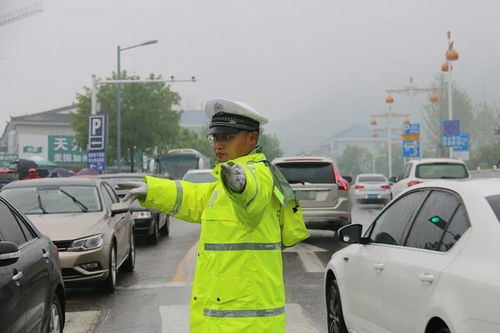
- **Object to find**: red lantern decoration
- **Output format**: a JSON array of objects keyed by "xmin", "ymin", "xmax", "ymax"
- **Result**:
[
  {"xmin": 370, "ymin": 119, "xmax": 377, "ymax": 126},
  {"xmin": 441, "ymin": 61, "xmax": 449, "ymax": 72},
  {"xmin": 446, "ymin": 49, "xmax": 459, "ymax": 61},
  {"xmin": 385, "ymin": 95, "xmax": 394, "ymax": 104},
  {"xmin": 372, "ymin": 132, "xmax": 378, "ymax": 138},
  {"xmin": 430, "ymin": 94, "xmax": 439, "ymax": 102}
]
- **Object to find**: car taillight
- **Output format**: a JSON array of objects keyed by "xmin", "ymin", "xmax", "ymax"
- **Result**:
[
  {"xmin": 332, "ymin": 165, "xmax": 349, "ymax": 191},
  {"xmin": 407, "ymin": 180, "xmax": 422, "ymax": 187},
  {"xmin": 354, "ymin": 185, "xmax": 364, "ymax": 189},
  {"xmin": 381, "ymin": 185, "xmax": 391, "ymax": 189}
]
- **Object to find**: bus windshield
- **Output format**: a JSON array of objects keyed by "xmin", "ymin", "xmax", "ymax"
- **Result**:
[{"xmin": 159, "ymin": 155, "xmax": 199, "ymax": 179}]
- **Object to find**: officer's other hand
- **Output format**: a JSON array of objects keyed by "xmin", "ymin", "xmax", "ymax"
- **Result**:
[
  {"xmin": 116, "ymin": 182, "xmax": 148, "ymax": 202},
  {"xmin": 221, "ymin": 163, "xmax": 246, "ymax": 193}
]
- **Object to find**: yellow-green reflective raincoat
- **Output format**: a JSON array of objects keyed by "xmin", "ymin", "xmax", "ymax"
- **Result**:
[{"xmin": 140, "ymin": 151, "xmax": 309, "ymax": 332}]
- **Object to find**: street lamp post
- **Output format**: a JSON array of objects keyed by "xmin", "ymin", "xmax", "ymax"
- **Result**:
[
  {"xmin": 443, "ymin": 31, "xmax": 459, "ymax": 158},
  {"xmin": 116, "ymin": 40, "xmax": 158, "ymax": 170}
]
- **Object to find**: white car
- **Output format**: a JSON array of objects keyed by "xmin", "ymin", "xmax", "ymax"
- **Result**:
[
  {"xmin": 324, "ymin": 179, "xmax": 500, "ymax": 333},
  {"xmin": 352, "ymin": 173, "xmax": 391, "ymax": 205},
  {"xmin": 390, "ymin": 158, "xmax": 470, "ymax": 198}
]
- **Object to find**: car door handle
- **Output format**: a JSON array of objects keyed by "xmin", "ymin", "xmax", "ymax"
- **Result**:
[
  {"xmin": 372, "ymin": 263, "xmax": 385, "ymax": 271},
  {"xmin": 418, "ymin": 273, "xmax": 435, "ymax": 283},
  {"xmin": 12, "ymin": 271, "xmax": 23, "ymax": 281},
  {"xmin": 42, "ymin": 250, "xmax": 50, "ymax": 259}
]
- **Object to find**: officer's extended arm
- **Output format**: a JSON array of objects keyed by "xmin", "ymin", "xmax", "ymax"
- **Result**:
[{"xmin": 120, "ymin": 177, "xmax": 213, "ymax": 224}]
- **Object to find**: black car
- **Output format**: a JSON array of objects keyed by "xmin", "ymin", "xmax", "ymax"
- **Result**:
[
  {"xmin": 97, "ymin": 173, "xmax": 170, "ymax": 244},
  {"xmin": 0, "ymin": 196, "xmax": 65, "ymax": 332}
]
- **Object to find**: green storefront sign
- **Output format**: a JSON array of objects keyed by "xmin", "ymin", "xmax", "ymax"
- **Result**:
[
  {"xmin": 0, "ymin": 153, "xmax": 18, "ymax": 168},
  {"xmin": 48, "ymin": 136, "xmax": 87, "ymax": 166},
  {"xmin": 23, "ymin": 146, "xmax": 43, "ymax": 154}
]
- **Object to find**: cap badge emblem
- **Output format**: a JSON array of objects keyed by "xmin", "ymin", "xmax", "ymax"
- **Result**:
[{"xmin": 214, "ymin": 102, "xmax": 224, "ymax": 112}]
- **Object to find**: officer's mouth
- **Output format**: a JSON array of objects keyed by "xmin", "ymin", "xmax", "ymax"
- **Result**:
[{"xmin": 216, "ymin": 153, "xmax": 227, "ymax": 161}]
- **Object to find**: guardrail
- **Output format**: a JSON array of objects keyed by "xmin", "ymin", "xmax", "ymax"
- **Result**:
[{"xmin": 470, "ymin": 167, "xmax": 500, "ymax": 178}]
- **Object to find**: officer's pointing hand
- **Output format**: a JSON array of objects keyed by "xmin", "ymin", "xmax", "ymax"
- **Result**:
[
  {"xmin": 116, "ymin": 182, "xmax": 148, "ymax": 202},
  {"xmin": 221, "ymin": 163, "xmax": 246, "ymax": 193}
]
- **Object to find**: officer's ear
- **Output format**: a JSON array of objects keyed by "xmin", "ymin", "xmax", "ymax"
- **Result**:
[{"xmin": 248, "ymin": 131, "xmax": 259, "ymax": 146}]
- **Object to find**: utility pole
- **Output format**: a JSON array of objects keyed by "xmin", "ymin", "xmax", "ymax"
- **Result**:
[
  {"xmin": 370, "ymin": 103, "xmax": 409, "ymax": 178},
  {"xmin": 385, "ymin": 77, "xmax": 439, "ymax": 158}
]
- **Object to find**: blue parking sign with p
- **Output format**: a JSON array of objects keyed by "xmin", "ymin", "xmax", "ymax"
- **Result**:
[
  {"xmin": 88, "ymin": 114, "xmax": 107, "ymax": 170},
  {"xmin": 89, "ymin": 115, "xmax": 106, "ymax": 150}
]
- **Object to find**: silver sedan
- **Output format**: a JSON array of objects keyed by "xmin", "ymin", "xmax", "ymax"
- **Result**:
[{"xmin": 351, "ymin": 173, "xmax": 392, "ymax": 205}]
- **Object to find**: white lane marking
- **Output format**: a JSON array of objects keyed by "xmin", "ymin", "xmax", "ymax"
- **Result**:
[
  {"xmin": 286, "ymin": 303, "xmax": 319, "ymax": 333},
  {"xmin": 159, "ymin": 303, "xmax": 318, "ymax": 333},
  {"xmin": 283, "ymin": 243, "xmax": 328, "ymax": 273},
  {"xmin": 65, "ymin": 310, "xmax": 102, "ymax": 333},
  {"xmin": 116, "ymin": 281, "xmax": 192, "ymax": 290},
  {"xmin": 159, "ymin": 305, "xmax": 190, "ymax": 333}
]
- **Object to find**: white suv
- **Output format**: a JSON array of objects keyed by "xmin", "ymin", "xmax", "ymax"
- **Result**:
[{"xmin": 391, "ymin": 158, "xmax": 470, "ymax": 198}]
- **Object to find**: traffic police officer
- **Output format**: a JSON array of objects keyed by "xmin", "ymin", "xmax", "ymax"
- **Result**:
[{"xmin": 119, "ymin": 97, "xmax": 309, "ymax": 332}]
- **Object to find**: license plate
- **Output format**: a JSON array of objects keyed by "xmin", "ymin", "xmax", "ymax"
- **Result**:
[
  {"xmin": 365, "ymin": 194, "xmax": 380, "ymax": 199},
  {"xmin": 295, "ymin": 191, "xmax": 315, "ymax": 200}
]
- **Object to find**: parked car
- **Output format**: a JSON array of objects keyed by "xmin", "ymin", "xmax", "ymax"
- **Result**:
[
  {"xmin": 1, "ymin": 177, "xmax": 135, "ymax": 293},
  {"xmin": 0, "ymin": 195, "xmax": 65, "ymax": 332},
  {"xmin": 0, "ymin": 169, "xmax": 17, "ymax": 187},
  {"xmin": 272, "ymin": 156, "xmax": 351, "ymax": 231},
  {"xmin": 182, "ymin": 169, "xmax": 216, "ymax": 183},
  {"xmin": 352, "ymin": 173, "xmax": 391, "ymax": 205},
  {"xmin": 325, "ymin": 179, "xmax": 500, "ymax": 333},
  {"xmin": 97, "ymin": 173, "xmax": 170, "ymax": 244},
  {"xmin": 390, "ymin": 158, "xmax": 470, "ymax": 198}
]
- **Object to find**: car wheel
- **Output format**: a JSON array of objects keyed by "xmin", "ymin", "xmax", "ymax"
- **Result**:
[
  {"xmin": 46, "ymin": 294, "xmax": 63, "ymax": 333},
  {"xmin": 327, "ymin": 279, "xmax": 348, "ymax": 333},
  {"xmin": 160, "ymin": 215, "xmax": 170, "ymax": 236},
  {"xmin": 120, "ymin": 230, "xmax": 135, "ymax": 272},
  {"xmin": 148, "ymin": 217, "xmax": 160, "ymax": 244},
  {"xmin": 100, "ymin": 244, "xmax": 117, "ymax": 293}
]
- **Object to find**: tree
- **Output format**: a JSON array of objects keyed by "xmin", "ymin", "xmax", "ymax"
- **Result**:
[
  {"xmin": 259, "ymin": 133, "xmax": 283, "ymax": 162},
  {"xmin": 421, "ymin": 74, "xmax": 474, "ymax": 157},
  {"xmin": 72, "ymin": 72, "xmax": 181, "ymax": 171},
  {"xmin": 337, "ymin": 145, "xmax": 372, "ymax": 177}
]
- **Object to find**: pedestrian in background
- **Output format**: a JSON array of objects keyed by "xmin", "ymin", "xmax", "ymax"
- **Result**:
[{"xmin": 118, "ymin": 97, "xmax": 309, "ymax": 333}]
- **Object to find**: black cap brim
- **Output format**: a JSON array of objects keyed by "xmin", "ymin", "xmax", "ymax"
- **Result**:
[{"xmin": 208, "ymin": 126, "xmax": 241, "ymax": 135}]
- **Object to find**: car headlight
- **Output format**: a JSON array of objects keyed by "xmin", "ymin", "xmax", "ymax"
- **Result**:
[
  {"xmin": 68, "ymin": 234, "xmax": 104, "ymax": 252},
  {"xmin": 132, "ymin": 211, "xmax": 152, "ymax": 219}
]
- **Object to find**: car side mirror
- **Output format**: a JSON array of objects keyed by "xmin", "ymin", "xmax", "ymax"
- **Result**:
[
  {"xmin": 111, "ymin": 202, "xmax": 129, "ymax": 216},
  {"xmin": 338, "ymin": 224, "xmax": 363, "ymax": 244},
  {"xmin": 0, "ymin": 241, "xmax": 20, "ymax": 266},
  {"xmin": 388, "ymin": 176, "xmax": 397, "ymax": 184}
]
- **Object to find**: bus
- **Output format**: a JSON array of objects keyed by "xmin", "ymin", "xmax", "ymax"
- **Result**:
[{"xmin": 156, "ymin": 149, "xmax": 211, "ymax": 179}]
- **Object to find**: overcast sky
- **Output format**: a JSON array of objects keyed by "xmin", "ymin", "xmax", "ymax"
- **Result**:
[{"xmin": 1, "ymin": 0, "xmax": 499, "ymax": 154}]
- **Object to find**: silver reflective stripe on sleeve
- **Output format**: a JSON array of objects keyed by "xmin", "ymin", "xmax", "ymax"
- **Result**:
[
  {"xmin": 204, "ymin": 242, "xmax": 281, "ymax": 251},
  {"xmin": 170, "ymin": 180, "xmax": 183, "ymax": 215},
  {"xmin": 204, "ymin": 307, "xmax": 285, "ymax": 318}
]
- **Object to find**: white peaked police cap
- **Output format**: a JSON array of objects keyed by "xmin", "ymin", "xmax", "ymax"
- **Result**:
[{"xmin": 205, "ymin": 98, "xmax": 269, "ymax": 128}]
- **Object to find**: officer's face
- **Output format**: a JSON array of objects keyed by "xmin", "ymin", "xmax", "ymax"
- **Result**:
[{"xmin": 211, "ymin": 131, "xmax": 258, "ymax": 162}]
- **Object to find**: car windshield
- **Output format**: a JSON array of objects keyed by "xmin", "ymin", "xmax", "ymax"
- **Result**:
[
  {"xmin": 358, "ymin": 175, "xmax": 387, "ymax": 183},
  {"xmin": 486, "ymin": 194, "xmax": 500, "ymax": 223},
  {"xmin": 183, "ymin": 172, "xmax": 216, "ymax": 183},
  {"xmin": 1, "ymin": 185, "xmax": 101, "ymax": 214},
  {"xmin": 275, "ymin": 162, "xmax": 335, "ymax": 184},
  {"xmin": 415, "ymin": 163, "xmax": 469, "ymax": 179}
]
